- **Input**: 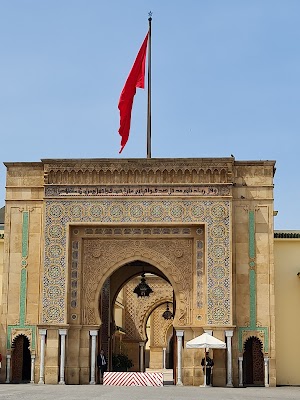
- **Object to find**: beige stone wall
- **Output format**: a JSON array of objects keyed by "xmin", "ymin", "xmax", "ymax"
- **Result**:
[
  {"xmin": 0, "ymin": 228, "xmax": 6, "ymax": 380},
  {"xmin": 3, "ymin": 162, "xmax": 44, "ymax": 326},
  {"xmin": 181, "ymin": 328, "xmax": 227, "ymax": 386},
  {"xmin": 1, "ymin": 163, "xmax": 44, "ymax": 382},
  {"xmin": 0, "ymin": 158, "xmax": 276, "ymax": 386},
  {"xmin": 232, "ymin": 161, "xmax": 276, "ymax": 386},
  {"xmin": 0, "ymin": 233, "xmax": 4, "ymax": 312},
  {"xmin": 274, "ymin": 236, "xmax": 300, "ymax": 385},
  {"xmin": 0, "ymin": 210, "xmax": 4, "ymax": 376}
]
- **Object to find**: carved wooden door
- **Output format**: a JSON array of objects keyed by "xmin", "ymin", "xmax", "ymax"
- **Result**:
[
  {"xmin": 12, "ymin": 336, "xmax": 24, "ymax": 383},
  {"xmin": 11, "ymin": 335, "xmax": 31, "ymax": 383},
  {"xmin": 243, "ymin": 337, "xmax": 264, "ymax": 386}
]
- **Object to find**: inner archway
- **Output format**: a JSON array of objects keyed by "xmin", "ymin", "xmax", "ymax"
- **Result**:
[
  {"xmin": 80, "ymin": 232, "xmax": 193, "ymax": 384},
  {"xmin": 98, "ymin": 260, "xmax": 175, "ymax": 374},
  {"xmin": 82, "ymin": 236, "xmax": 193, "ymax": 328},
  {"xmin": 144, "ymin": 301, "xmax": 174, "ymax": 384}
]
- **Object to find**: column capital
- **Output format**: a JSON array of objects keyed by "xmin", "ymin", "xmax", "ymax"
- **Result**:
[
  {"xmin": 139, "ymin": 342, "xmax": 145, "ymax": 347},
  {"xmin": 264, "ymin": 357, "xmax": 269, "ymax": 363},
  {"xmin": 6, "ymin": 354, "xmax": 11, "ymax": 359},
  {"xmin": 59, "ymin": 329, "xmax": 68, "ymax": 336},
  {"xmin": 89, "ymin": 330, "xmax": 98, "ymax": 337},
  {"xmin": 225, "ymin": 330, "xmax": 234, "ymax": 337},
  {"xmin": 39, "ymin": 329, "xmax": 47, "ymax": 336},
  {"xmin": 238, "ymin": 356, "xmax": 243, "ymax": 361},
  {"xmin": 176, "ymin": 330, "xmax": 184, "ymax": 337}
]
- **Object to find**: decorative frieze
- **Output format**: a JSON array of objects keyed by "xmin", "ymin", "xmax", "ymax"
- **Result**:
[
  {"xmin": 45, "ymin": 185, "xmax": 231, "ymax": 198},
  {"xmin": 82, "ymin": 226, "xmax": 192, "ymax": 236},
  {"xmin": 43, "ymin": 158, "xmax": 234, "ymax": 186}
]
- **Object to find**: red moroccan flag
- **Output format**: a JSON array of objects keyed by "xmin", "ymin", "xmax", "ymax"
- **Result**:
[{"xmin": 118, "ymin": 33, "xmax": 149, "ymax": 154}]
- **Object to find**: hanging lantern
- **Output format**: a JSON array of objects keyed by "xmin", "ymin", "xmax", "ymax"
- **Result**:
[
  {"xmin": 133, "ymin": 273, "xmax": 153, "ymax": 297},
  {"xmin": 162, "ymin": 303, "xmax": 174, "ymax": 320}
]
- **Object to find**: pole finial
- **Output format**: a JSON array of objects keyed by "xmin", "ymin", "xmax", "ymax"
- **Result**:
[{"xmin": 148, "ymin": 11, "xmax": 152, "ymax": 21}]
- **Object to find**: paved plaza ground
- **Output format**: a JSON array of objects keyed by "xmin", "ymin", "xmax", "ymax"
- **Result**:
[{"xmin": 0, "ymin": 385, "xmax": 299, "ymax": 400}]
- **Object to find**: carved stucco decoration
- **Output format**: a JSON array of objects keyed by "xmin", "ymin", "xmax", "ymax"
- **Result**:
[
  {"xmin": 43, "ymin": 158, "xmax": 234, "ymax": 185},
  {"xmin": 122, "ymin": 278, "xmax": 173, "ymax": 341},
  {"xmin": 242, "ymin": 331, "xmax": 265, "ymax": 351},
  {"xmin": 152, "ymin": 304, "xmax": 174, "ymax": 347},
  {"xmin": 11, "ymin": 329, "xmax": 32, "ymax": 350},
  {"xmin": 43, "ymin": 199, "xmax": 231, "ymax": 325},
  {"xmin": 82, "ymin": 239, "xmax": 192, "ymax": 328}
]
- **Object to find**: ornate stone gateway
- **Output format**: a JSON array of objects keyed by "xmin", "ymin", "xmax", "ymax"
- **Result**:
[
  {"xmin": 2, "ymin": 157, "xmax": 276, "ymax": 386},
  {"xmin": 45, "ymin": 201, "xmax": 230, "ymax": 327}
]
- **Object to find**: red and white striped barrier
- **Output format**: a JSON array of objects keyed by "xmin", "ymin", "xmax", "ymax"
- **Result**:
[{"xmin": 103, "ymin": 372, "xmax": 164, "ymax": 386}]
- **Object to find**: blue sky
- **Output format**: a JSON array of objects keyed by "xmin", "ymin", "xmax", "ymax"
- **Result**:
[{"xmin": 0, "ymin": 1, "xmax": 299, "ymax": 228}]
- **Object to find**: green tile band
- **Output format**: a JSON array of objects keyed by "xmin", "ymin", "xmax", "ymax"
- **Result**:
[
  {"xmin": 20, "ymin": 211, "xmax": 29, "ymax": 325},
  {"xmin": 6, "ymin": 210, "xmax": 35, "ymax": 351},
  {"xmin": 22, "ymin": 211, "xmax": 29, "ymax": 258},
  {"xmin": 19, "ymin": 268, "xmax": 27, "ymax": 326},
  {"xmin": 237, "ymin": 210, "xmax": 269, "ymax": 353},
  {"xmin": 249, "ymin": 210, "xmax": 256, "ymax": 328},
  {"xmin": 249, "ymin": 269, "xmax": 256, "ymax": 329},
  {"xmin": 249, "ymin": 210, "xmax": 255, "ymax": 259}
]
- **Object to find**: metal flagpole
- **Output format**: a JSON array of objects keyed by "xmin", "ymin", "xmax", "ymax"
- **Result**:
[{"xmin": 147, "ymin": 11, "xmax": 152, "ymax": 159}]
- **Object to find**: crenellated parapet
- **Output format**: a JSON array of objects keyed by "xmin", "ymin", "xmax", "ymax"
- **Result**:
[{"xmin": 42, "ymin": 158, "xmax": 234, "ymax": 186}]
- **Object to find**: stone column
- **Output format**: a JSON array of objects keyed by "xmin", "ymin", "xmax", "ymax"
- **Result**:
[
  {"xmin": 225, "ymin": 330, "xmax": 233, "ymax": 387},
  {"xmin": 89, "ymin": 330, "xmax": 98, "ymax": 385},
  {"xmin": 139, "ymin": 342, "xmax": 145, "ymax": 372},
  {"xmin": 59, "ymin": 329, "xmax": 67, "ymax": 385},
  {"xmin": 264, "ymin": 357, "xmax": 269, "ymax": 387},
  {"xmin": 30, "ymin": 354, "xmax": 36, "ymax": 383},
  {"xmin": 5, "ymin": 354, "xmax": 11, "ymax": 383},
  {"xmin": 38, "ymin": 329, "xmax": 47, "ymax": 384},
  {"xmin": 176, "ymin": 330, "xmax": 184, "ymax": 386},
  {"xmin": 238, "ymin": 356, "xmax": 243, "ymax": 387},
  {"xmin": 163, "ymin": 347, "xmax": 166, "ymax": 369}
]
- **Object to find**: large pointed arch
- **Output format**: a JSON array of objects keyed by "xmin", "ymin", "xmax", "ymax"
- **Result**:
[{"xmin": 81, "ymin": 237, "xmax": 193, "ymax": 328}]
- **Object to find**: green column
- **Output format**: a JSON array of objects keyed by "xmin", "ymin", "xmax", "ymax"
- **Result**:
[
  {"xmin": 249, "ymin": 210, "xmax": 256, "ymax": 329},
  {"xmin": 20, "ymin": 211, "xmax": 29, "ymax": 326}
]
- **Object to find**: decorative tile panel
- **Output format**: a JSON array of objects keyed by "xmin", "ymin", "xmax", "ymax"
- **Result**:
[
  {"xmin": 70, "ymin": 241, "xmax": 79, "ymax": 313},
  {"xmin": 43, "ymin": 199, "xmax": 231, "ymax": 325},
  {"xmin": 196, "ymin": 240, "xmax": 204, "ymax": 308}
]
